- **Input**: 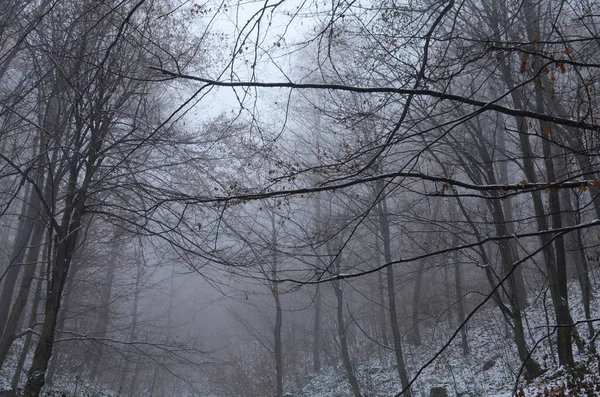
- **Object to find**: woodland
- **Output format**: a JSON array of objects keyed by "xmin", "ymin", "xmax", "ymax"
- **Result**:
[{"xmin": 0, "ymin": 0, "xmax": 600, "ymax": 396}]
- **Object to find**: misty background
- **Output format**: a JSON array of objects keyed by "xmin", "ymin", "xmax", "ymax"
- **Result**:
[{"xmin": 0, "ymin": 0, "xmax": 600, "ymax": 396}]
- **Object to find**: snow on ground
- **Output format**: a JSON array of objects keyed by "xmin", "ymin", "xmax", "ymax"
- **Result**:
[
  {"xmin": 297, "ymin": 276, "xmax": 600, "ymax": 397},
  {"xmin": 1, "ymin": 277, "xmax": 598, "ymax": 396},
  {"xmin": 0, "ymin": 339, "xmax": 116, "ymax": 397}
]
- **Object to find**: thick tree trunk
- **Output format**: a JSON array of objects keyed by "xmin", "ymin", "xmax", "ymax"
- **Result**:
[
  {"xmin": 23, "ymin": 201, "xmax": 84, "ymax": 397},
  {"xmin": 45, "ymin": 257, "xmax": 77, "ymax": 388}
]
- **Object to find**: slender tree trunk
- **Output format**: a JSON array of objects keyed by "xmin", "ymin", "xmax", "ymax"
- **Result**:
[
  {"xmin": 333, "ymin": 278, "xmax": 362, "ymax": 397},
  {"xmin": 271, "ymin": 214, "xmax": 283, "ymax": 397},
  {"xmin": 408, "ymin": 264, "xmax": 422, "ymax": 346},
  {"xmin": 488, "ymin": 0, "xmax": 576, "ymax": 366},
  {"xmin": 454, "ymin": 190, "xmax": 542, "ymax": 376},
  {"xmin": 0, "ymin": 221, "xmax": 46, "ymax": 369},
  {"xmin": 378, "ymin": 199, "xmax": 412, "ymax": 397},
  {"xmin": 562, "ymin": 181, "xmax": 595, "ymax": 342},
  {"xmin": 89, "ymin": 246, "xmax": 117, "ymax": 380},
  {"xmin": 0, "ymin": 184, "xmax": 39, "ymax": 336},
  {"xmin": 118, "ymin": 263, "xmax": 142, "ymax": 395},
  {"xmin": 373, "ymin": 232, "xmax": 389, "ymax": 347},
  {"xmin": 313, "ymin": 282, "xmax": 322, "ymax": 372},
  {"xmin": 12, "ymin": 266, "xmax": 45, "ymax": 390},
  {"xmin": 496, "ymin": 120, "xmax": 528, "ymax": 308},
  {"xmin": 274, "ymin": 290, "xmax": 283, "ymax": 397},
  {"xmin": 451, "ymin": 234, "xmax": 469, "ymax": 356},
  {"xmin": 312, "ymin": 196, "xmax": 324, "ymax": 372}
]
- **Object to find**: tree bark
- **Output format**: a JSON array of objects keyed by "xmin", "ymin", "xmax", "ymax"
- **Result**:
[
  {"xmin": 451, "ymin": 233, "xmax": 469, "ymax": 356},
  {"xmin": 90, "ymin": 237, "xmax": 118, "ymax": 380},
  {"xmin": 333, "ymin": 277, "xmax": 363, "ymax": 397},
  {"xmin": 378, "ymin": 199, "xmax": 412, "ymax": 397},
  {"xmin": 0, "ymin": 184, "xmax": 39, "ymax": 336},
  {"xmin": 373, "ymin": 228, "xmax": 390, "ymax": 347},
  {"xmin": 23, "ymin": 199, "xmax": 85, "ymax": 396},
  {"xmin": 487, "ymin": 0, "xmax": 576, "ymax": 365},
  {"xmin": 408, "ymin": 264, "xmax": 422, "ymax": 346},
  {"xmin": 0, "ymin": 221, "xmax": 46, "ymax": 369},
  {"xmin": 312, "ymin": 282, "xmax": 322, "ymax": 372},
  {"xmin": 271, "ymin": 214, "xmax": 283, "ymax": 397},
  {"xmin": 453, "ymin": 190, "xmax": 542, "ymax": 376},
  {"xmin": 117, "ymin": 263, "xmax": 142, "ymax": 395},
  {"xmin": 11, "ymin": 266, "xmax": 45, "ymax": 391}
]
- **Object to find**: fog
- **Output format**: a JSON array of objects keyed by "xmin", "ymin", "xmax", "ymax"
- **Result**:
[{"xmin": 0, "ymin": 0, "xmax": 600, "ymax": 396}]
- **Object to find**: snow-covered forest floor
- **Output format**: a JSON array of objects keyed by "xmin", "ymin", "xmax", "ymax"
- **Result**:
[
  {"xmin": 1, "ymin": 276, "xmax": 599, "ymax": 397},
  {"xmin": 297, "ymin": 276, "xmax": 600, "ymax": 397}
]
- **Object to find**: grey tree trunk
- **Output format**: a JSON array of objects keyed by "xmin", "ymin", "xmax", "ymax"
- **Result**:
[
  {"xmin": 378, "ymin": 199, "xmax": 412, "ymax": 397},
  {"xmin": 408, "ymin": 264, "xmax": 423, "ymax": 346},
  {"xmin": 271, "ymin": 214, "xmax": 283, "ymax": 397},
  {"xmin": 118, "ymin": 263, "xmax": 142, "ymax": 395},
  {"xmin": 23, "ymin": 199, "xmax": 85, "ymax": 396},
  {"xmin": 373, "ymin": 231, "xmax": 390, "ymax": 347},
  {"xmin": 487, "ymin": 0, "xmax": 576, "ymax": 365},
  {"xmin": 453, "ymin": 190, "xmax": 541, "ymax": 376},
  {"xmin": 90, "ymin": 237, "xmax": 118, "ymax": 380},
  {"xmin": 45, "ymin": 227, "xmax": 86, "ymax": 388},
  {"xmin": 377, "ymin": 271, "xmax": 389, "ymax": 347},
  {"xmin": 451, "ymin": 232, "xmax": 469, "ymax": 356},
  {"xmin": 332, "ymin": 277, "xmax": 362, "ymax": 397},
  {"xmin": 312, "ymin": 197, "xmax": 323, "ymax": 372},
  {"xmin": 0, "ymin": 184, "xmax": 40, "ymax": 336},
  {"xmin": 496, "ymin": 118, "xmax": 529, "ymax": 308},
  {"xmin": 312, "ymin": 282, "xmax": 322, "ymax": 372},
  {"xmin": 11, "ymin": 265, "xmax": 45, "ymax": 390},
  {"xmin": 0, "ymin": 221, "xmax": 46, "ymax": 369}
]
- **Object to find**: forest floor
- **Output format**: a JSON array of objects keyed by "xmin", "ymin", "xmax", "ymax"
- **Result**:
[
  {"xmin": 1, "ymin": 278, "xmax": 599, "ymax": 396},
  {"xmin": 298, "ymin": 278, "xmax": 600, "ymax": 397}
]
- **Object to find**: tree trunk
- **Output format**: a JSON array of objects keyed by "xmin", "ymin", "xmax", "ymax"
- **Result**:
[
  {"xmin": 408, "ymin": 264, "xmax": 422, "ymax": 346},
  {"xmin": 313, "ymin": 282, "xmax": 322, "ymax": 372},
  {"xmin": 90, "ymin": 235, "xmax": 118, "ymax": 380},
  {"xmin": 0, "ymin": 184, "xmax": 39, "ymax": 336},
  {"xmin": 11, "ymin": 266, "xmax": 45, "ymax": 390},
  {"xmin": 271, "ymin": 214, "xmax": 283, "ymax": 397},
  {"xmin": 373, "ymin": 232, "xmax": 390, "ymax": 347},
  {"xmin": 333, "ymin": 278, "xmax": 363, "ymax": 397},
  {"xmin": 451, "ymin": 234, "xmax": 469, "ymax": 356},
  {"xmin": 488, "ymin": 0, "xmax": 576, "ymax": 366},
  {"xmin": 453, "ymin": 190, "xmax": 542, "ymax": 376},
  {"xmin": 496, "ymin": 119, "xmax": 528, "ymax": 308},
  {"xmin": 562, "ymin": 178, "xmax": 595, "ymax": 342},
  {"xmin": 23, "ymin": 200, "xmax": 85, "ymax": 396},
  {"xmin": 45, "ymin": 229, "xmax": 86, "ymax": 388},
  {"xmin": 118, "ymin": 263, "xmax": 142, "ymax": 395},
  {"xmin": 0, "ymin": 220, "xmax": 46, "ymax": 369},
  {"xmin": 378, "ymin": 199, "xmax": 412, "ymax": 397}
]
